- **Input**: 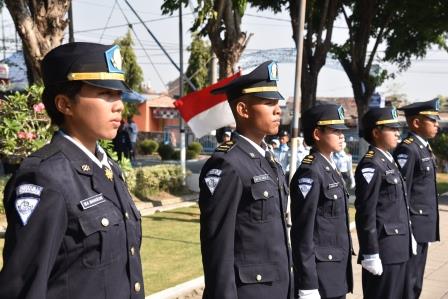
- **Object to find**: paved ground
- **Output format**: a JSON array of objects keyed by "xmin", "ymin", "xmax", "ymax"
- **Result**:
[{"xmin": 175, "ymin": 202, "xmax": 448, "ymax": 299}]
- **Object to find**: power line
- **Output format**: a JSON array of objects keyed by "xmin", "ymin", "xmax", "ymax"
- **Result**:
[{"xmin": 99, "ymin": 0, "xmax": 118, "ymax": 43}]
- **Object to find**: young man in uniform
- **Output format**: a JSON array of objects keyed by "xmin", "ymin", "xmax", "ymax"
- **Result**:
[
  {"xmin": 355, "ymin": 107, "xmax": 415, "ymax": 299},
  {"xmin": 290, "ymin": 104, "xmax": 353, "ymax": 299},
  {"xmin": 393, "ymin": 99, "xmax": 441, "ymax": 299},
  {"xmin": 199, "ymin": 61, "xmax": 293, "ymax": 299},
  {"xmin": 0, "ymin": 42, "xmax": 144, "ymax": 299}
]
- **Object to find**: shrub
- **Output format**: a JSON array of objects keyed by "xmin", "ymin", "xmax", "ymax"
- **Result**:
[
  {"xmin": 133, "ymin": 165, "xmax": 185, "ymax": 199},
  {"xmin": 0, "ymin": 175, "xmax": 11, "ymax": 214},
  {"xmin": 138, "ymin": 139, "xmax": 158, "ymax": 155},
  {"xmin": 187, "ymin": 142, "xmax": 203, "ymax": 155},
  {"xmin": 0, "ymin": 85, "xmax": 54, "ymax": 163},
  {"xmin": 171, "ymin": 150, "xmax": 180, "ymax": 160},
  {"xmin": 158, "ymin": 143, "xmax": 175, "ymax": 160},
  {"xmin": 187, "ymin": 149, "xmax": 198, "ymax": 160},
  {"xmin": 430, "ymin": 132, "xmax": 448, "ymax": 162}
]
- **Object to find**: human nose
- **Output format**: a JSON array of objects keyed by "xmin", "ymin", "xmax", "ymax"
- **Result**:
[
  {"xmin": 274, "ymin": 103, "xmax": 281, "ymax": 116},
  {"xmin": 113, "ymin": 97, "xmax": 124, "ymax": 113}
]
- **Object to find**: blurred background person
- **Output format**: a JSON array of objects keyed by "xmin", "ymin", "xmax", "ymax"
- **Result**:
[
  {"xmin": 334, "ymin": 140, "xmax": 355, "ymax": 189},
  {"xmin": 113, "ymin": 120, "xmax": 132, "ymax": 162}
]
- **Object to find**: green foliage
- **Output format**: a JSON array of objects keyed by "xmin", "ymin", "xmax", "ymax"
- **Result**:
[
  {"xmin": 186, "ymin": 149, "xmax": 198, "ymax": 160},
  {"xmin": 134, "ymin": 165, "xmax": 184, "ymax": 199},
  {"xmin": 0, "ymin": 175, "xmax": 10, "ymax": 214},
  {"xmin": 184, "ymin": 34, "xmax": 211, "ymax": 94},
  {"xmin": 114, "ymin": 30, "xmax": 144, "ymax": 92},
  {"xmin": 187, "ymin": 141, "xmax": 203, "ymax": 154},
  {"xmin": 158, "ymin": 143, "xmax": 175, "ymax": 160},
  {"xmin": 138, "ymin": 139, "xmax": 159, "ymax": 155},
  {"xmin": 0, "ymin": 85, "xmax": 54, "ymax": 163},
  {"xmin": 430, "ymin": 132, "xmax": 448, "ymax": 162}
]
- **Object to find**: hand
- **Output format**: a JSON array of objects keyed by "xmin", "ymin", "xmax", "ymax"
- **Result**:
[
  {"xmin": 411, "ymin": 234, "xmax": 418, "ymax": 255},
  {"xmin": 298, "ymin": 289, "xmax": 321, "ymax": 299},
  {"xmin": 361, "ymin": 254, "xmax": 383, "ymax": 275},
  {"xmin": 349, "ymin": 177, "xmax": 356, "ymax": 189}
]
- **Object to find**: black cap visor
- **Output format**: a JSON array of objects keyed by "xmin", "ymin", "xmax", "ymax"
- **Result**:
[
  {"xmin": 423, "ymin": 114, "xmax": 440, "ymax": 121},
  {"xmin": 251, "ymin": 90, "xmax": 284, "ymax": 101},
  {"xmin": 83, "ymin": 79, "xmax": 131, "ymax": 92},
  {"xmin": 328, "ymin": 123, "xmax": 349, "ymax": 130},
  {"xmin": 383, "ymin": 122, "xmax": 402, "ymax": 128}
]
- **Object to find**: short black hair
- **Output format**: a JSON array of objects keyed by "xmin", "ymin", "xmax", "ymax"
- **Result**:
[{"xmin": 42, "ymin": 81, "xmax": 84, "ymax": 126}]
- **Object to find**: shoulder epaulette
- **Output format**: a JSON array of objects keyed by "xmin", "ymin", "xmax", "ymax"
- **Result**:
[
  {"xmin": 403, "ymin": 137, "xmax": 414, "ymax": 145},
  {"xmin": 364, "ymin": 150, "xmax": 375, "ymax": 159},
  {"xmin": 20, "ymin": 145, "xmax": 60, "ymax": 169},
  {"xmin": 301, "ymin": 154, "xmax": 315, "ymax": 165},
  {"xmin": 216, "ymin": 140, "xmax": 236, "ymax": 153}
]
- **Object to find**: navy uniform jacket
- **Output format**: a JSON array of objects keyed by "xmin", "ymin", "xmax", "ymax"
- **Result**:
[
  {"xmin": 393, "ymin": 134, "xmax": 440, "ymax": 242},
  {"xmin": 0, "ymin": 133, "xmax": 144, "ymax": 299},
  {"xmin": 199, "ymin": 134, "xmax": 293, "ymax": 299},
  {"xmin": 355, "ymin": 147, "xmax": 411, "ymax": 264},
  {"xmin": 290, "ymin": 150, "xmax": 353, "ymax": 298}
]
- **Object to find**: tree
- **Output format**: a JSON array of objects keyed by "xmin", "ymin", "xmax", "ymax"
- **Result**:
[
  {"xmin": 184, "ymin": 34, "xmax": 211, "ymax": 94},
  {"xmin": 332, "ymin": 0, "xmax": 448, "ymax": 123},
  {"xmin": 162, "ymin": 0, "xmax": 252, "ymax": 79},
  {"xmin": 251, "ymin": 0, "xmax": 342, "ymax": 111},
  {"xmin": 114, "ymin": 30, "xmax": 144, "ymax": 118},
  {"xmin": 5, "ymin": 0, "xmax": 70, "ymax": 84}
]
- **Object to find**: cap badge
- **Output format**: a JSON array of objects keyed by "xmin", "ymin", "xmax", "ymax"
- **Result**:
[
  {"xmin": 392, "ymin": 107, "xmax": 398, "ymax": 119},
  {"xmin": 435, "ymin": 98, "xmax": 440, "ymax": 111},
  {"xmin": 105, "ymin": 45, "xmax": 124, "ymax": 74},
  {"xmin": 337, "ymin": 106, "xmax": 345, "ymax": 120},
  {"xmin": 268, "ymin": 61, "xmax": 279, "ymax": 81}
]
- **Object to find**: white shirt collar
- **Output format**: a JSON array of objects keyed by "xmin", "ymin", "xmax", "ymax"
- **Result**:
[
  {"xmin": 59, "ymin": 131, "xmax": 110, "ymax": 169},
  {"xmin": 410, "ymin": 132, "xmax": 428, "ymax": 147},
  {"xmin": 375, "ymin": 147, "xmax": 394, "ymax": 163},
  {"xmin": 236, "ymin": 132, "xmax": 266, "ymax": 156},
  {"xmin": 319, "ymin": 152, "xmax": 337, "ymax": 170}
]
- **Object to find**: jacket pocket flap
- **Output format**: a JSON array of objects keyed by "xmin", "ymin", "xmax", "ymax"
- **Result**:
[
  {"xmin": 237, "ymin": 263, "xmax": 280, "ymax": 284},
  {"xmin": 323, "ymin": 188, "xmax": 343, "ymax": 200},
  {"xmin": 251, "ymin": 181, "xmax": 275, "ymax": 200},
  {"xmin": 410, "ymin": 205, "xmax": 429, "ymax": 216},
  {"xmin": 383, "ymin": 223, "xmax": 406, "ymax": 235},
  {"xmin": 385, "ymin": 174, "xmax": 399, "ymax": 184},
  {"xmin": 315, "ymin": 246, "xmax": 343, "ymax": 262},
  {"xmin": 79, "ymin": 208, "xmax": 122, "ymax": 236}
]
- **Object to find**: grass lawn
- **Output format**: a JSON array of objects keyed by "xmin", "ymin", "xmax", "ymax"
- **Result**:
[{"xmin": 437, "ymin": 173, "xmax": 448, "ymax": 194}]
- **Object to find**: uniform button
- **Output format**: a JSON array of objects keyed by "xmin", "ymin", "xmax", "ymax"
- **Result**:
[
  {"xmin": 325, "ymin": 166, "xmax": 330, "ymax": 171},
  {"xmin": 125, "ymin": 212, "xmax": 130, "ymax": 219},
  {"xmin": 130, "ymin": 246, "xmax": 135, "ymax": 256},
  {"xmin": 394, "ymin": 178, "xmax": 398, "ymax": 184},
  {"xmin": 328, "ymin": 254, "xmax": 333, "ymax": 260},
  {"xmin": 333, "ymin": 194, "xmax": 338, "ymax": 199},
  {"xmin": 419, "ymin": 209, "xmax": 423, "ymax": 214},
  {"xmin": 263, "ymin": 191, "xmax": 269, "ymax": 197},
  {"xmin": 426, "ymin": 166, "xmax": 430, "ymax": 171},
  {"xmin": 395, "ymin": 229, "xmax": 399, "ymax": 234},
  {"xmin": 290, "ymin": 267, "xmax": 293, "ymax": 272},
  {"xmin": 134, "ymin": 282, "xmax": 141, "ymax": 292},
  {"xmin": 101, "ymin": 218, "xmax": 109, "ymax": 227},
  {"xmin": 256, "ymin": 274, "xmax": 262, "ymax": 281}
]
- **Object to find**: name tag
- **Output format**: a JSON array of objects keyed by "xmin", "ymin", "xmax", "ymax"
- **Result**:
[
  {"xmin": 422, "ymin": 157, "xmax": 431, "ymax": 162},
  {"xmin": 328, "ymin": 182, "xmax": 339, "ymax": 189},
  {"xmin": 253, "ymin": 174, "xmax": 270, "ymax": 183},
  {"xmin": 385, "ymin": 170, "xmax": 395, "ymax": 175},
  {"xmin": 80, "ymin": 194, "xmax": 106, "ymax": 210}
]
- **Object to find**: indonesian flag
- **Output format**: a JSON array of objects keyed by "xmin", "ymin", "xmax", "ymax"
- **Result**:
[{"xmin": 174, "ymin": 73, "xmax": 241, "ymax": 138}]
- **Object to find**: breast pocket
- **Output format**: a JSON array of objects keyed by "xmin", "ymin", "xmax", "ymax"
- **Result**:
[
  {"xmin": 421, "ymin": 158, "xmax": 434, "ymax": 176},
  {"xmin": 250, "ymin": 180, "xmax": 277, "ymax": 223},
  {"xmin": 384, "ymin": 173, "xmax": 401, "ymax": 201},
  {"xmin": 78, "ymin": 205, "xmax": 125, "ymax": 268},
  {"xmin": 321, "ymin": 185, "xmax": 345, "ymax": 218}
]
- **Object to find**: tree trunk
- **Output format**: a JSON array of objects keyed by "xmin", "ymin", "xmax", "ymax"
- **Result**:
[
  {"xmin": 5, "ymin": 0, "xmax": 70, "ymax": 84},
  {"xmin": 207, "ymin": 0, "xmax": 251, "ymax": 79},
  {"xmin": 289, "ymin": 0, "xmax": 341, "ymax": 112}
]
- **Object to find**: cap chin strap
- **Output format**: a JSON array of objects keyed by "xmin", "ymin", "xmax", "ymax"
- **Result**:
[
  {"xmin": 376, "ymin": 119, "xmax": 400, "ymax": 125},
  {"xmin": 317, "ymin": 119, "xmax": 345, "ymax": 125},
  {"xmin": 419, "ymin": 111, "xmax": 439, "ymax": 116},
  {"xmin": 241, "ymin": 86, "xmax": 278, "ymax": 94}
]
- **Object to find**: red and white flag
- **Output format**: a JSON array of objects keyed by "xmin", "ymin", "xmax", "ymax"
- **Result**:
[{"xmin": 174, "ymin": 73, "xmax": 240, "ymax": 138}]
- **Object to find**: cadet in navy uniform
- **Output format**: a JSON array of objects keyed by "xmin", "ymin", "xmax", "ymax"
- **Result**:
[
  {"xmin": 355, "ymin": 107, "xmax": 415, "ymax": 299},
  {"xmin": 290, "ymin": 104, "xmax": 353, "ymax": 299},
  {"xmin": 0, "ymin": 43, "xmax": 144, "ymax": 299},
  {"xmin": 199, "ymin": 61, "xmax": 293, "ymax": 299},
  {"xmin": 393, "ymin": 99, "xmax": 441, "ymax": 299}
]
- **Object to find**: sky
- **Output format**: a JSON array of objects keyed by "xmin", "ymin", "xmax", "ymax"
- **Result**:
[{"xmin": 1, "ymin": 0, "xmax": 448, "ymax": 101}]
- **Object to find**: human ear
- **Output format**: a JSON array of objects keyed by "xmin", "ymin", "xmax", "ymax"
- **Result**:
[
  {"xmin": 312, "ymin": 127, "xmax": 321, "ymax": 142},
  {"xmin": 235, "ymin": 101, "xmax": 249, "ymax": 119},
  {"xmin": 54, "ymin": 94, "xmax": 74, "ymax": 116}
]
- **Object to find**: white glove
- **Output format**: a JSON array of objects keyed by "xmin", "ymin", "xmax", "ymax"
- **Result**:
[
  {"xmin": 361, "ymin": 254, "xmax": 383, "ymax": 275},
  {"xmin": 428, "ymin": 242, "xmax": 432, "ymax": 247},
  {"xmin": 349, "ymin": 176, "xmax": 356, "ymax": 189},
  {"xmin": 411, "ymin": 234, "xmax": 417, "ymax": 255},
  {"xmin": 298, "ymin": 289, "xmax": 321, "ymax": 299}
]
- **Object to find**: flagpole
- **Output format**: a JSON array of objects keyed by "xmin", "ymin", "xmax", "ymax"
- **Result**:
[{"xmin": 179, "ymin": 2, "xmax": 186, "ymax": 185}]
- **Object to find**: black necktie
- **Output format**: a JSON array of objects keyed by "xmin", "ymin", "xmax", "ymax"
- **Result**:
[{"xmin": 265, "ymin": 150, "xmax": 278, "ymax": 170}]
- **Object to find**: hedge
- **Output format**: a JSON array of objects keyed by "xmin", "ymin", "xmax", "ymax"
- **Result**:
[
  {"xmin": 133, "ymin": 164, "xmax": 185, "ymax": 200},
  {"xmin": 0, "ymin": 175, "xmax": 11, "ymax": 214}
]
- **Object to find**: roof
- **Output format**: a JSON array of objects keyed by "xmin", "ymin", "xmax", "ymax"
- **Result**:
[{"xmin": 146, "ymin": 94, "xmax": 176, "ymax": 108}]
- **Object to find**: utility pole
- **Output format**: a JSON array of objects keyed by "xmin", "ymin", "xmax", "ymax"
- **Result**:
[
  {"xmin": 1, "ymin": 8, "xmax": 5, "ymax": 60},
  {"xmin": 179, "ymin": 2, "xmax": 186, "ymax": 185},
  {"xmin": 289, "ymin": 0, "xmax": 307, "ymax": 183},
  {"xmin": 68, "ymin": 1, "xmax": 75, "ymax": 43}
]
